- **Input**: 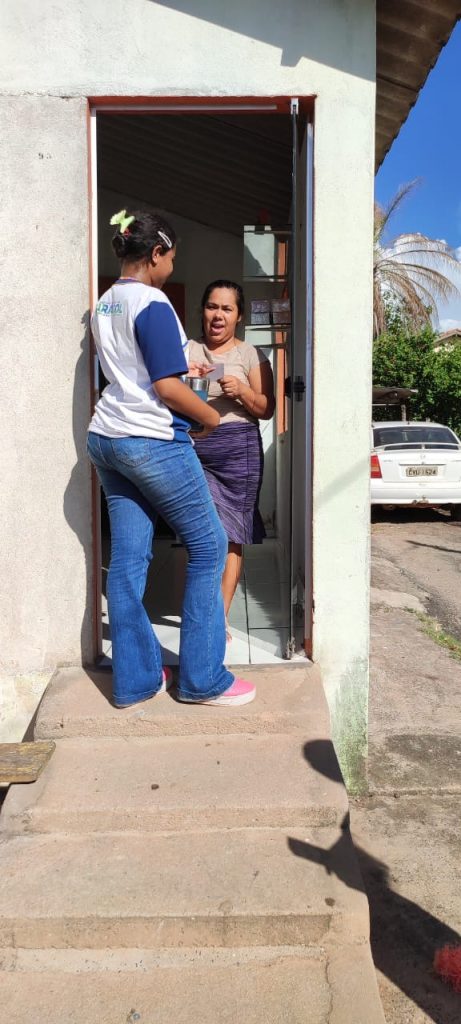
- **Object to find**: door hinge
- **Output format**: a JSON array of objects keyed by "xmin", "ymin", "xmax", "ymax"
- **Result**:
[{"xmin": 285, "ymin": 636, "xmax": 297, "ymax": 660}]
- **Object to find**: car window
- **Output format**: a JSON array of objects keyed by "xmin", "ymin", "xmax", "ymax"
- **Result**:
[{"xmin": 373, "ymin": 426, "xmax": 459, "ymax": 449}]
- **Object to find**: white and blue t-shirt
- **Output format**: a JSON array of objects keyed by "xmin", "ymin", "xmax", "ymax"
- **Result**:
[{"xmin": 89, "ymin": 280, "xmax": 190, "ymax": 441}]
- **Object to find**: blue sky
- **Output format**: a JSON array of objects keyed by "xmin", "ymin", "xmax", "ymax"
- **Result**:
[{"xmin": 375, "ymin": 19, "xmax": 461, "ymax": 330}]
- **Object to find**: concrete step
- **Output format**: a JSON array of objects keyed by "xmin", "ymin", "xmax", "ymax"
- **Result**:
[
  {"xmin": 0, "ymin": 946, "xmax": 386, "ymax": 1023},
  {"xmin": 34, "ymin": 663, "xmax": 325, "ymax": 739},
  {"xmin": 0, "ymin": 733, "xmax": 347, "ymax": 834},
  {"xmin": 0, "ymin": 827, "xmax": 369, "ymax": 949},
  {"xmin": 1, "ymin": 662, "xmax": 386, "ymax": 1021}
]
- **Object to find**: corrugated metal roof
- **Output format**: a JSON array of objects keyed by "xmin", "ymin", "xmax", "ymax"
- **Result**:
[
  {"xmin": 98, "ymin": 114, "xmax": 292, "ymax": 236},
  {"xmin": 376, "ymin": 0, "xmax": 461, "ymax": 166}
]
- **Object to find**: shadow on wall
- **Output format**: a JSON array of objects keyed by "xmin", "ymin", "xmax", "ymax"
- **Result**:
[
  {"xmin": 63, "ymin": 311, "xmax": 93, "ymax": 666},
  {"xmin": 294, "ymin": 741, "xmax": 461, "ymax": 1024},
  {"xmin": 153, "ymin": 0, "xmax": 375, "ymax": 76}
]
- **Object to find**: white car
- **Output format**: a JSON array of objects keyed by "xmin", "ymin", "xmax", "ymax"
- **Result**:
[{"xmin": 371, "ymin": 421, "xmax": 461, "ymax": 518}]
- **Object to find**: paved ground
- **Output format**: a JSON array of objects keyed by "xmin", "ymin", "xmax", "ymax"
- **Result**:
[{"xmin": 351, "ymin": 508, "xmax": 461, "ymax": 1024}]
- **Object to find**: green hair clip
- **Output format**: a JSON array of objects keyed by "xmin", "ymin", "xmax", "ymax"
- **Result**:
[{"xmin": 110, "ymin": 209, "xmax": 135, "ymax": 234}]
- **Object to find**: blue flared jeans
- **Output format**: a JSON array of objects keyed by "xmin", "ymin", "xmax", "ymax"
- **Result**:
[{"xmin": 87, "ymin": 432, "xmax": 234, "ymax": 706}]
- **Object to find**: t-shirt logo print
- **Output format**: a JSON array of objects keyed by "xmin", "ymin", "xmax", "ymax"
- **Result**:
[{"xmin": 96, "ymin": 300, "xmax": 125, "ymax": 316}]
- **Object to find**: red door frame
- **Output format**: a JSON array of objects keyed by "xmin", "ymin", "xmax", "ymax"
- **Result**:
[{"xmin": 87, "ymin": 94, "xmax": 315, "ymax": 661}]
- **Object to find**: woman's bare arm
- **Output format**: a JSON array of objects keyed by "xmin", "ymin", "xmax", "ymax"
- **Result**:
[{"xmin": 219, "ymin": 360, "xmax": 275, "ymax": 420}]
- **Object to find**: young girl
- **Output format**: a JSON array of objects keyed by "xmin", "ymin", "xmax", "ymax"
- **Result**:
[{"xmin": 87, "ymin": 210, "xmax": 255, "ymax": 708}]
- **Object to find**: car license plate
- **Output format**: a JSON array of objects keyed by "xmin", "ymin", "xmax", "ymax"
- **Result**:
[{"xmin": 406, "ymin": 466, "xmax": 438, "ymax": 477}]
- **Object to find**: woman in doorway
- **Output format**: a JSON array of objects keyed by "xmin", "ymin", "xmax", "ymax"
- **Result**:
[
  {"xmin": 189, "ymin": 280, "xmax": 275, "ymax": 638},
  {"xmin": 87, "ymin": 212, "xmax": 255, "ymax": 708}
]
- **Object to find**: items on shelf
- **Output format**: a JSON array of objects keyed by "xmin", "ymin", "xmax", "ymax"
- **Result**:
[
  {"xmin": 271, "ymin": 299, "xmax": 291, "ymax": 325},
  {"xmin": 250, "ymin": 300, "xmax": 271, "ymax": 326},
  {"xmin": 250, "ymin": 298, "xmax": 291, "ymax": 328}
]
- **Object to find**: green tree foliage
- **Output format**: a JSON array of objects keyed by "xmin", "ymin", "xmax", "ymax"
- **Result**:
[{"xmin": 373, "ymin": 312, "xmax": 461, "ymax": 436}]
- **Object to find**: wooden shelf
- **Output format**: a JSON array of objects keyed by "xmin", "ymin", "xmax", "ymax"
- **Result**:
[
  {"xmin": 243, "ymin": 274, "xmax": 288, "ymax": 283},
  {"xmin": 246, "ymin": 324, "xmax": 290, "ymax": 332}
]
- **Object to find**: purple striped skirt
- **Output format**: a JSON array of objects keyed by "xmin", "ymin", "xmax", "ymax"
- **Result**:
[{"xmin": 193, "ymin": 421, "xmax": 266, "ymax": 545}]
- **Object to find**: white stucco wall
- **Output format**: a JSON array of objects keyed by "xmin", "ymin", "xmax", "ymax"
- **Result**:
[
  {"xmin": 313, "ymin": 90, "xmax": 374, "ymax": 785},
  {"xmin": 0, "ymin": 95, "xmax": 93, "ymax": 682},
  {"xmin": 1, "ymin": 0, "xmax": 375, "ymax": 782}
]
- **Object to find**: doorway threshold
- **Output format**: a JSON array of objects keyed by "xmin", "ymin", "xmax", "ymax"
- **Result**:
[{"xmin": 101, "ymin": 539, "xmax": 296, "ymax": 667}]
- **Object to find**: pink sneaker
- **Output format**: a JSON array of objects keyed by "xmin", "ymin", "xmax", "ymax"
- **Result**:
[
  {"xmin": 158, "ymin": 667, "xmax": 173, "ymax": 693},
  {"xmin": 192, "ymin": 677, "xmax": 256, "ymax": 707},
  {"xmin": 113, "ymin": 668, "xmax": 173, "ymax": 709}
]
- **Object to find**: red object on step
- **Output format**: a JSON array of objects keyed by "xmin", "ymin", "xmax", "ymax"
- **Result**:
[
  {"xmin": 370, "ymin": 453, "xmax": 382, "ymax": 478},
  {"xmin": 434, "ymin": 945, "xmax": 461, "ymax": 992}
]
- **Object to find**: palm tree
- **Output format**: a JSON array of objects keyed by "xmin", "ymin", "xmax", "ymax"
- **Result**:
[{"xmin": 373, "ymin": 180, "xmax": 461, "ymax": 337}]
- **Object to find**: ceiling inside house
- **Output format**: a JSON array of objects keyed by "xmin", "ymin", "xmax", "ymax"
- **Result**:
[
  {"xmin": 376, "ymin": 0, "xmax": 461, "ymax": 166},
  {"xmin": 98, "ymin": 113, "xmax": 293, "ymax": 236}
]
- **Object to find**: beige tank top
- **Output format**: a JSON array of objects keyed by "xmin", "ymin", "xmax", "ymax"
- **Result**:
[{"xmin": 188, "ymin": 340, "xmax": 268, "ymax": 424}]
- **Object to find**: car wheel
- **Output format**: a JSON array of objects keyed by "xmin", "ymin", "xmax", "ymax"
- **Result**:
[{"xmin": 450, "ymin": 505, "xmax": 461, "ymax": 521}]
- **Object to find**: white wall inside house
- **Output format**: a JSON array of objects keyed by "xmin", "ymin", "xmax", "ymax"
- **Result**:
[
  {"xmin": 97, "ymin": 189, "xmax": 242, "ymax": 338},
  {"xmin": 0, "ymin": 0, "xmax": 375, "ymax": 781}
]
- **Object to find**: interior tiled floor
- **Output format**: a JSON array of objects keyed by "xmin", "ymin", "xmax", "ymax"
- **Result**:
[{"xmin": 102, "ymin": 537, "xmax": 290, "ymax": 666}]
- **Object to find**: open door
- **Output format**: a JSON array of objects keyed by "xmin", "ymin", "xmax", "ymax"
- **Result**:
[
  {"xmin": 90, "ymin": 98, "xmax": 314, "ymax": 665},
  {"xmin": 287, "ymin": 100, "xmax": 314, "ymax": 657}
]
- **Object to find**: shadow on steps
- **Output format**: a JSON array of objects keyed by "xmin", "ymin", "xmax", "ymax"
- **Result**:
[{"xmin": 297, "ymin": 740, "xmax": 461, "ymax": 1024}]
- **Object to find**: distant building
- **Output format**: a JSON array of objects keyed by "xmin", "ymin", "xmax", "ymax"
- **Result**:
[{"xmin": 435, "ymin": 327, "xmax": 461, "ymax": 351}]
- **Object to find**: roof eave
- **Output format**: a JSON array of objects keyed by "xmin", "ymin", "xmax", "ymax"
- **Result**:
[{"xmin": 376, "ymin": 1, "xmax": 461, "ymax": 169}]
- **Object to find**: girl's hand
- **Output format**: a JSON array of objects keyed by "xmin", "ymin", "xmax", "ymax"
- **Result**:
[
  {"xmin": 190, "ymin": 407, "xmax": 220, "ymax": 440},
  {"xmin": 188, "ymin": 361, "xmax": 212, "ymax": 378},
  {"xmin": 190, "ymin": 424, "xmax": 215, "ymax": 440},
  {"xmin": 219, "ymin": 375, "xmax": 242, "ymax": 399}
]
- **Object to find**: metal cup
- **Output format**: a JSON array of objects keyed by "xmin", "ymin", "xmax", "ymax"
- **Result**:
[
  {"xmin": 185, "ymin": 375, "xmax": 210, "ymax": 431},
  {"xmin": 185, "ymin": 376, "xmax": 210, "ymax": 397}
]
